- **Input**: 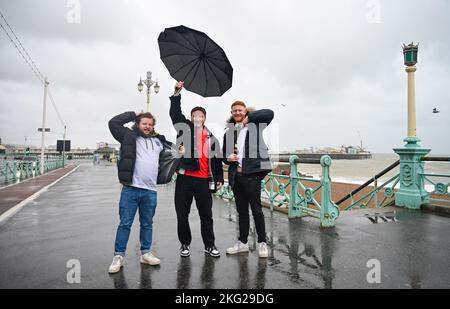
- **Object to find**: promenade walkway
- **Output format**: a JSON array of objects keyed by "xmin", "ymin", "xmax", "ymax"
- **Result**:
[
  {"xmin": 0, "ymin": 162, "xmax": 449, "ymax": 288},
  {"xmin": 0, "ymin": 165, "xmax": 79, "ymax": 222}
]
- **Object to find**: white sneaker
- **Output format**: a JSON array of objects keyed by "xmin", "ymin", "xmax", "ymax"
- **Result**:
[
  {"xmin": 258, "ymin": 242, "xmax": 268, "ymax": 258},
  {"xmin": 226, "ymin": 241, "xmax": 249, "ymax": 254},
  {"xmin": 108, "ymin": 255, "xmax": 124, "ymax": 273},
  {"xmin": 140, "ymin": 252, "xmax": 160, "ymax": 265}
]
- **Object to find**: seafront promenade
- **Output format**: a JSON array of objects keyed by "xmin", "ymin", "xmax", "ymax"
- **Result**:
[{"xmin": 0, "ymin": 161, "xmax": 449, "ymax": 289}]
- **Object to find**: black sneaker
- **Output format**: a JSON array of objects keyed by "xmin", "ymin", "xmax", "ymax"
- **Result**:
[
  {"xmin": 204, "ymin": 246, "xmax": 220, "ymax": 257},
  {"xmin": 180, "ymin": 244, "xmax": 190, "ymax": 257}
]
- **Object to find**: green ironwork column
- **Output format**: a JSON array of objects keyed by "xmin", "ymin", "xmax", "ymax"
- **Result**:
[
  {"xmin": 319, "ymin": 155, "xmax": 340, "ymax": 227},
  {"xmin": 394, "ymin": 145, "xmax": 430, "ymax": 209}
]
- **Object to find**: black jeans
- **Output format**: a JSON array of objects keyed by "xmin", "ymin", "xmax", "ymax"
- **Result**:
[
  {"xmin": 175, "ymin": 174, "xmax": 215, "ymax": 248},
  {"xmin": 232, "ymin": 173, "xmax": 267, "ymax": 243}
]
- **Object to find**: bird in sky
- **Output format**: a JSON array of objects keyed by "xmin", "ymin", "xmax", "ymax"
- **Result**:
[{"xmin": 432, "ymin": 108, "xmax": 440, "ymax": 113}]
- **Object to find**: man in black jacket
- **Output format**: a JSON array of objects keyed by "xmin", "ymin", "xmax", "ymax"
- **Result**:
[
  {"xmin": 107, "ymin": 111, "xmax": 169, "ymax": 273},
  {"xmin": 223, "ymin": 101, "xmax": 274, "ymax": 258},
  {"xmin": 170, "ymin": 81, "xmax": 224, "ymax": 258}
]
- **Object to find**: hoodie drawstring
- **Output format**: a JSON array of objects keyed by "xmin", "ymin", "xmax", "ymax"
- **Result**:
[{"xmin": 144, "ymin": 138, "xmax": 155, "ymax": 151}]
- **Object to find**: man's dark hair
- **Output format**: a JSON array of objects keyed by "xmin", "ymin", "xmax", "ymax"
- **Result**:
[
  {"xmin": 191, "ymin": 106, "xmax": 206, "ymax": 117},
  {"xmin": 135, "ymin": 112, "xmax": 156, "ymax": 125}
]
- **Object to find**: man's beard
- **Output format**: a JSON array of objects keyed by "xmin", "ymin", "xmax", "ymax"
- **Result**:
[
  {"xmin": 139, "ymin": 128, "xmax": 154, "ymax": 137},
  {"xmin": 233, "ymin": 116, "xmax": 243, "ymax": 123}
]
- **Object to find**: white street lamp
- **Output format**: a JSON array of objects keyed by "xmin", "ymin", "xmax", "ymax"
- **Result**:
[{"xmin": 138, "ymin": 71, "xmax": 159, "ymax": 112}]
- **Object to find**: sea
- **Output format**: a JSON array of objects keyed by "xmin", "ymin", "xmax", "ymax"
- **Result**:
[
  {"xmin": 277, "ymin": 153, "xmax": 450, "ymax": 191},
  {"xmin": 1, "ymin": 154, "xmax": 449, "ymax": 191}
]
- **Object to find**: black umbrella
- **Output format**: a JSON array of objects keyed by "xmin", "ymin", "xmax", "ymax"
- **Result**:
[{"xmin": 158, "ymin": 25, "xmax": 233, "ymax": 97}]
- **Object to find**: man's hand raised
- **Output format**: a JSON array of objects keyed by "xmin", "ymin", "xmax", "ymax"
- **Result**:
[{"xmin": 174, "ymin": 81, "xmax": 184, "ymax": 96}]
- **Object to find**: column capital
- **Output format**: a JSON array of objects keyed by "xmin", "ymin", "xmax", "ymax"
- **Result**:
[{"xmin": 406, "ymin": 66, "xmax": 417, "ymax": 73}]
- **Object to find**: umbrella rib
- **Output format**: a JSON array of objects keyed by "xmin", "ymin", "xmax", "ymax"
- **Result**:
[
  {"xmin": 206, "ymin": 58, "xmax": 231, "ymax": 79},
  {"xmin": 203, "ymin": 60, "xmax": 208, "ymax": 97},
  {"xmin": 185, "ymin": 60, "xmax": 201, "ymax": 90},
  {"xmin": 161, "ymin": 53, "xmax": 198, "ymax": 60},
  {"xmin": 202, "ymin": 35, "xmax": 207, "ymax": 55},
  {"xmin": 179, "ymin": 31, "xmax": 201, "ymax": 53},
  {"xmin": 171, "ymin": 29, "xmax": 201, "ymax": 53},
  {"xmin": 181, "ymin": 37, "xmax": 201, "ymax": 54},
  {"xmin": 206, "ymin": 56, "xmax": 229, "ymax": 63},
  {"xmin": 205, "ymin": 46, "xmax": 220, "ymax": 56},
  {"xmin": 205, "ymin": 59, "xmax": 223, "ymax": 95},
  {"xmin": 192, "ymin": 34, "xmax": 204, "ymax": 54},
  {"xmin": 161, "ymin": 38, "xmax": 199, "ymax": 55},
  {"xmin": 171, "ymin": 57, "xmax": 199, "ymax": 76}
]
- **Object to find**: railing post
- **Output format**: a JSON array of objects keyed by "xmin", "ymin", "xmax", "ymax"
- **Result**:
[
  {"xmin": 13, "ymin": 161, "xmax": 17, "ymax": 180},
  {"xmin": 319, "ymin": 155, "xmax": 340, "ymax": 227},
  {"xmin": 5, "ymin": 161, "xmax": 9, "ymax": 182},
  {"xmin": 288, "ymin": 155, "xmax": 307, "ymax": 218},
  {"xmin": 269, "ymin": 176, "xmax": 274, "ymax": 211}
]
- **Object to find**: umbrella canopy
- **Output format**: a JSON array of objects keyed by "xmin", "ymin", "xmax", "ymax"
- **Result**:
[{"xmin": 158, "ymin": 25, "xmax": 233, "ymax": 97}]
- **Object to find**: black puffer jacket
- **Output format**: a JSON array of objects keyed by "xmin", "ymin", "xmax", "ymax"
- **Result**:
[
  {"xmin": 169, "ymin": 95, "xmax": 224, "ymax": 188},
  {"xmin": 222, "ymin": 109, "xmax": 274, "ymax": 188},
  {"xmin": 108, "ymin": 111, "xmax": 176, "ymax": 185}
]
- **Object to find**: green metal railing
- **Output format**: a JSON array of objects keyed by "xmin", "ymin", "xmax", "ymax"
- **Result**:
[
  {"xmin": 336, "ymin": 160, "xmax": 400, "ymax": 210},
  {"xmin": 215, "ymin": 153, "xmax": 450, "ymax": 226},
  {"xmin": 342, "ymin": 174, "xmax": 400, "ymax": 211},
  {"xmin": 420, "ymin": 157, "xmax": 450, "ymax": 206},
  {"xmin": 216, "ymin": 155, "xmax": 340, "ymax": 227},
  {"xmin": 0, "ymin": 158, "xmax": 64, "ymax": 184}
]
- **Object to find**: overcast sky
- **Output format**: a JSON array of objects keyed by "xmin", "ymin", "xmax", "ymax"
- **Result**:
[{"xmin": 1, "ymin": 0, "xmax": 449, "ymax": 154}]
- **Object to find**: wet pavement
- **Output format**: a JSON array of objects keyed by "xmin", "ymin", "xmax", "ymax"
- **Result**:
[
  {"xmin": 0, "ymin": 165, "xmax": 78, "ymax": 218},
  {"xmin": 0, "ymin": 162, "xmax": 449, "ymax": 289}
]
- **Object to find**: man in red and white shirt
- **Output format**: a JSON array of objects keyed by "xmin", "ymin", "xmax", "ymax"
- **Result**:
[{"xmin": 169, "ymin": 81, "xmax": 224, "ymax": 258}]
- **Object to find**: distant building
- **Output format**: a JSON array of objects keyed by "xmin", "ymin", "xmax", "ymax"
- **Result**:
[
  {"xmin": 319, "ymin": 147, "xmax": 341, "ymax": 153},
  {"xmin": 345, "ymin": 146, "xmax": 358, "ymax": 154},
  {"xmin": 96, "ymin": 142, "xmax": 120, "ymax": 151},
  {"xmin": 95, "ymin": 142, "xmax": 119, "ymax": 162}
]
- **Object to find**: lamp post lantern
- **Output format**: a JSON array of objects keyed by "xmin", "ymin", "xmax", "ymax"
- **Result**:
[{"xmin": 138, "ymin": 71, "xmax": 159, "ymax": 112}]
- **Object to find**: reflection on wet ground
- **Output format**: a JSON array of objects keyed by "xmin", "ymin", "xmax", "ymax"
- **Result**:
[
  {"xmin": 0, "ymin": 162, "xmax": 449, "ymax": 288},
  {"xmin": 365, "ymin": 212, "xmax": 398, "ymax": 223}
]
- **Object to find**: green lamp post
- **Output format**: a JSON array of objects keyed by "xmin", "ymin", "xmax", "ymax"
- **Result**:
[{"xmin": 393, "ymin": 42, "xmax": 430, "ymax": 209}]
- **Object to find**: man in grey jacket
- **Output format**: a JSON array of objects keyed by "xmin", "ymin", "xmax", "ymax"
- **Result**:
[{"xmin": 107, "ymin": 111, "xmax": 167, "ymax": 273}]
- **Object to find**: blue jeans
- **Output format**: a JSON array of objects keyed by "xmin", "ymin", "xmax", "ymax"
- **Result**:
[{"xmin": 114, "ymin": 186, "xmax": 157, "ymax": 256}]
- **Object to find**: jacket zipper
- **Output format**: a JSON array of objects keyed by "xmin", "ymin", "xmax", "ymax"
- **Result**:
[{"xmin": 207, "ymin": 135, "xmax": 215, "ymax": 187}]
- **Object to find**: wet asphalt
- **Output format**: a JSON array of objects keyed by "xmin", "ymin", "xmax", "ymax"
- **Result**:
[{"xmin": 0, "ymin": 162, "xmax": 449, "ymax": 289}]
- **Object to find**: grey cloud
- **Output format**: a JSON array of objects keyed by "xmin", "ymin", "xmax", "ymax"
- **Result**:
[{"xmin": 0, "ymin": 0, "xmax": 449, "ymax": 153}]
